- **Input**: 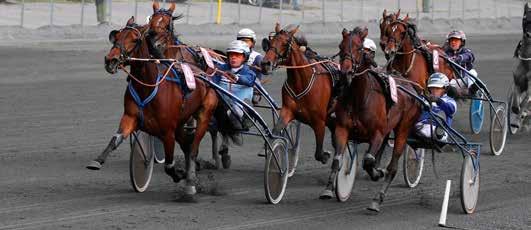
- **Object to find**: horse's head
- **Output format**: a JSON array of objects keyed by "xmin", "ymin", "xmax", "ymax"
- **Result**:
[
  {"xmin": 379, "ymin": 9, "xmax": 400, "ymax": 51},
  {"xmin": 104, "ymin": 16, "xmax": 145, "ymax": 74},
  {"xmin": 338, "ymin": 27, "xmax": 368, "ymax": 75},
  {"xmin": 147, "ymin": 2, "xmax": 183, "ymax": 58},
  {"xmin": 260, "ymin": 23, "xmax": 300, "ymax": 74},
  {"xmin": 382, "ymin": 14, "xmax": 410, "ymax": 56}
]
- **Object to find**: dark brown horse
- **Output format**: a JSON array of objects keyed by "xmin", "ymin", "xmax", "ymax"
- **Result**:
[
  {"xmin": 87, "ymin": 16, "xmax": 218, "ymax": 199},
  {"xmin": 379, "ymin": 9, "xmax": 400, "ymax": 52},
  {"xmin": 147, "ymin": 2, "xmax": 235, "ymax": 169},
  {"xmin": 380, "ymin": 13, "xmax": 455, "ymax": 89},
  {"xmin": 320, "ymin": 27, "xmax": 421, "ymax": 212},
  {"xmin": 261, "ymin": 23, "xmax": 337, "ymax": 164}
]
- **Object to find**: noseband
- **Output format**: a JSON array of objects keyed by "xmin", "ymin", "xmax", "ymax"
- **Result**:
[{"xmin": 340, "ymin": 31, "xmax": 365, "ymax": 75}]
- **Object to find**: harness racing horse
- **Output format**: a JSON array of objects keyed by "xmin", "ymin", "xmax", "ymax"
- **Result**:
[
  {"xmin": 511, "ymin": 27, "xmax": 531, "ymax": 130},
  {"xmin": 321, "ymin": 27, "xmax": 421, "ymax": 212},
  {"xmin": 261, "ymin": 23, "xmax": 338, "ymax": 165},
  {"xmin": 379, "ymin": 9, "xmax": 400, "ymax": 53},
  {"xmin": 380, "ymin": 13, "xmax": 455, "ymax": 89},
  {"xmin": 87, "ymin": 17, "xmax": 218, "ymax": 200},
  {"xmin": 147, "ymin": 2, "xmax": 235, "ymax": 169}
]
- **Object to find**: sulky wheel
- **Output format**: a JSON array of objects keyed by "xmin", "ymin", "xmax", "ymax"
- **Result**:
[
  {"xmin": 402, "ymin": 146, "xmax": 425, "ymax": 188},
  {"xmin": 264, "ymin": 138, "xmax": 289, "ymax": 204},
  {"xmin": 460, "ymin": 154, "xmax": 480, "ymax": 214},
  {"xmin": 489, "ymin": 105, "xmax": 508, "ymax": 155},
  {"xmin": 284, "ymin": 121, "xmax": 301, "ymax": 177},
  {"xmin": 129, "ymin": 131, "xmax": 155, "ymax": 193},
  {"xmin": 335, "ymin": 142, "xmax": 358, "ymax": 202}
]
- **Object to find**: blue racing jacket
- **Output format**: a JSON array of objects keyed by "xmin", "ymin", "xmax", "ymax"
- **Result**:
[
  {"xmin": 445, "ymin": 47, "xmax": 475, "ymax": 71},
  {"xmin": 418, "ymin": 94, "xmax": 457, "ymax": 126},
  {"xmin": 213, "ymin": 63, "xmax": 256, "ymax": 87}
]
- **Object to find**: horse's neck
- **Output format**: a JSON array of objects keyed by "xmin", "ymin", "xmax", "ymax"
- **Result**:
[
  {"xmin": 286, "ymin": 46, "xmax": 315, "ymax": 86},
  {"xmin": 393, "ymin": 38, "xmax": 421, "ymax": 73},
  {"xmin": 130, "ymin": 39, "xmax": 159, "ymax": 87}
]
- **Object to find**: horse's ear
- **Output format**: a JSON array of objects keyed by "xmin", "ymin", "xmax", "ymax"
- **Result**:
[
  {"xmin": 403, "ymin": 13, "xmax": 409, "ymax": 23},
  {"xmin": 153, "ymin": 1, "xmax": 160, "ymax": 12},
  {"xmin": 361, "ymin": 27, "xmax": 368, "ymax": 40},
  {"xmin": 126, "ymin": 16, "xmax": 135, "ymax": 26},
  {"xmin": 396, "ymin": 9, "xmax": 401, "ymax": 18},
  {"xmin": 168, "ymin": 2, "xmax": 176, "ymax": 13},
  {"xmin": 382, "ymin": 9, "xmax": 387, "ymax": 18},
  {"xmin": 289, "ymin": 25, "xmax": 300, "ymax": 36},
  {"xmin": 342, "ymin": 28, "xmax": 349, "ymax": 38},
  {"xmin": 275, "ymin": 23, "xmax": 281, "ymax": 33}
]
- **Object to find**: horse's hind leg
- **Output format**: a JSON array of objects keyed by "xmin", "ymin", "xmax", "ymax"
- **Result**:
[
  {"xmin": 87, "ymin": 115, "xmax": 137, "ymax": 170},
  {"xmin": 368, "ymin": 128, "xmax": 408, "ymax": 212},
  {"xmin": 209, "ymin": 129, "xmax": 221, "ymax": 169},
  {"xmin": 319, "ymin": 126, "xmax": 349, "ymax": 199}
]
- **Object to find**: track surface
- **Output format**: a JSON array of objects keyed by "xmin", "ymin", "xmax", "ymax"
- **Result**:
[{"xmin": 0, "ymin": 34, "xmax": 529, "ymax": 230}]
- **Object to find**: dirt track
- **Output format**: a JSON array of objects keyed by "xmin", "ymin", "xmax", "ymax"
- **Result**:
[{"xmin": 0, "ymin": 33, "xmax": 529, "ymax": 230}]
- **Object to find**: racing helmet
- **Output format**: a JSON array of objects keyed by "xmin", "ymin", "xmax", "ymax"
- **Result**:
[
  {"xmin": 427, "ymin": 72, "xmax": 450, "ymax": 88},
  {"xmin": 226, "ymin": 40, "xmax": 251, "ymax": 59},
  {"xmin": 446, "ymin": 30, "xmax": 466, "ymax": 46},
  {"xmin": 363, "ymin": 38, "xmax": 377, "ymax": 52},
  {"xmin": 237, "ymin": 28, "xmax": 257, "ymax": 43}
]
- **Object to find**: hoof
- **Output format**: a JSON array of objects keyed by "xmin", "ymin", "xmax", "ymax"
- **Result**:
[
  {"xmin": 184, "ymin": 185, "xmax": 197, "ymax": 196},
  {"xmin": 221, "ymin": 153, "xmax": 231, "ymax": 169},
  {"xmin": 165, "ymin": 167, "xmax": 185, "ymax": 183},
  {"xmin": 86, "ymin": 160, "xmax": 102, "ymax": 170},
  {"xmin": 319, "ymin": 189, "xmax": 334, "ymax": 200},
  {"xmin": 195, "ymin": 160, "xmax": 201, "ymax": 171},
  {"xmin": 367, "ymin": 201, "xmax": 381, "ymax": 212},
  {"xmin": 316, "ymin": 151, "xmax": 331, "ymax": 164},
  {"xmin": 363, "ymin": 153, "xmax": 376, "ymax": 170}
]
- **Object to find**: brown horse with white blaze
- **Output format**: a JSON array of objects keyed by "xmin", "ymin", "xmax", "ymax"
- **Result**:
[
  {"xmin": 87, "ymin": 17, "xmax": 218, "ymax": 199},
  {"xmin": 320, "ymin": 27, "xmax": 421, "ymax": 212},
  {"xmin": 261, "ymin": 23, "xmax": 336, "ymax": 164},
  {"xmin": 380, "ymin": 13, "xmax": 455, "ymax": 89}
]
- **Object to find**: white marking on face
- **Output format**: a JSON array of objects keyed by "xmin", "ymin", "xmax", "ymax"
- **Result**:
[{"xmin": 392, "ymin": 25, "xmax": 398, "ymax": 32}]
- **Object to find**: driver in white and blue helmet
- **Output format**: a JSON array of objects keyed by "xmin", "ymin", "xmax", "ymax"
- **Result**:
[
  {"xmin": 236, "ymin": 28, "xmax": 264, "ymax": 80},
  {"xmin": 415, "ymin": 73, "xmax": 457, "ymax": 141},
  {"xmin": 212, "ymin": 40, "xmax": 256, "ymax": 128}
]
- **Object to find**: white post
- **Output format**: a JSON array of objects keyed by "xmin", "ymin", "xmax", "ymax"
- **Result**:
[
  {"xmin": 237, "ymin": 0, "xmax": 241, "ymax": 25},
  {"xmin": 321, "ymin": 0, "xmax": 325, "ymax": 24},
  {"xmin": 462, "ymin": 0, "xmax": 465, "ymax": 22},
  {"xmin": 279, "ymin": 0, "xmax": 283, "ymax": 24},
  {"xmin": 301, "ymin": 0, "xmax": 305, "ymax": 22},
  {"xmin": 360, "ymin": 0, "xmax": 364, "ymax": 22},
  {"xmin": 258, "ymin": 0, "xmax": 263, "ymax": 24},
  {"xmin": 438, "ymin": 180, "xmax": 452, "ymax": 227},
  {"xmin": 134, "ymin": 0, "xmax": 138, "ymax": 21}
]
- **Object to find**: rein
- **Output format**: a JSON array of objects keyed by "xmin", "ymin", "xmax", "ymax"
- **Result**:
[{"xmin": 518, "ymin": 54, "xmax": 531, "ymax": 61}]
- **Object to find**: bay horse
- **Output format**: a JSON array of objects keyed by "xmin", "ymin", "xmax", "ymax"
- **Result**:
[
  {"xmin": 261, "ymin": 23, "xmax": 339, "ymax": 164},
  {"xmin": 321, "ymin": 27, "xmax": 421, "ymax": 212},
  {"xmin": 380, "ymin": 13, "xmax": 455, "ymax": 90},
  {"xmin": 379, "ymin": 9, "xmax": 400, "ymax": 52},
  {"xmin": 147, "ymin": 2, "xmax": 238, "ymax": 169},
  {"xmin": 87, "ymin": 16, "xmax": 218, "ymax": 199}
]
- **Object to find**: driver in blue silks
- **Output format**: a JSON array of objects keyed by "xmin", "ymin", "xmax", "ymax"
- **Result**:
[
  {"xmin": 444, "ymin": 30, "xmax": 478, "ymax": 96},
  {"xmin": 211, "ymin": 40, "xmax": 256, "ymax": 128},
  {"xmin": 416, "ymin": 73, "xmax": 457, "ymax": 142}
]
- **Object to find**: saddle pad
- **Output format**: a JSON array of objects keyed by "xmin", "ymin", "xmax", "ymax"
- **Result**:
[
  {"xmin": 389, "ymin": 76, "xmax": 398, "ymax": 103},
  {"xmin": 181, "ymin": 63, "xmax": 196, "ymax": 90},
  {"xmin": 433, "ymin": 50, "xmax": 440, "ymax": 72},
  {"xmin": 200, "ymin": 47, "xmax": 215, "ymax": 69}
]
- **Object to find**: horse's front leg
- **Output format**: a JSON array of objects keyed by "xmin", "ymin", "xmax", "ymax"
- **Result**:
[
  {"xmin": 362, "ymin": 131, "xmax": 385, "ymax": 181},
  {"xmin": 367, "ymin": 129, "xmax": 408, "ymax": 212},
  {"xmin": 272, "ymin": 105, "xmax": 295, "ymax": 136},
  {"xmin": 319, "ymin": 125, "xmax": 349, "ymax": 199},
  {"xmin": 86, "ymin": 114, "xmax": 137, "ymax": 170}
]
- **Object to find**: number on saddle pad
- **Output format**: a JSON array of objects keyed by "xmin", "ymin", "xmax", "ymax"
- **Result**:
[
  {"xmin": 433, "ymin": 50, "xmax": 440, "ymax": 72},
  {"xmin": 389, "ymin": 77, "xmax": 398, "ymax": 103},
  {"xmin": 200, "ymin": 47, "xmax": 215, "ymax": 69},
  {"xmin": 180, "ymin": 63, "xmax": 196, "ymax": 90}
]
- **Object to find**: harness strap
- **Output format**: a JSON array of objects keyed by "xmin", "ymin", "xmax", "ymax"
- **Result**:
[{"xmin": 283, "ymin": 67, "xmax": 318, "ymax": 100}]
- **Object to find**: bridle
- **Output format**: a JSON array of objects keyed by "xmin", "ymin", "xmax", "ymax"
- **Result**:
[
  {"xmin": 111, "ymin": 25, "xmax": 144, "ymax": 62},
  {"xmin": 385, "ymin": 20, "xmax": 411, "ymax": 55},
  {"xmin": 264, "ymin": 30, "xmax": 296, "ymax": 69},
  {"xmin": 339, "ymin": 31, "xmax": 365, "ymax": 75}
]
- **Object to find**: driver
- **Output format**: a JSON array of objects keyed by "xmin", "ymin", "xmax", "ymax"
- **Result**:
[
  {"xmin": 415, "ymin": 73, "xmax": 457, "ymax": 142},
  {"xmin": 444, "ymin": 30, "xmax": 478, "ymax": 96}
]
